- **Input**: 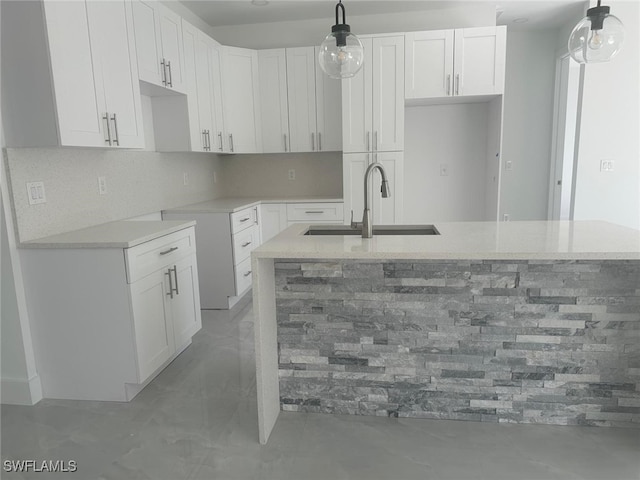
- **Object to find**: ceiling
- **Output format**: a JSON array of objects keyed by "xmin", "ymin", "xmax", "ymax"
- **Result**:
[{"xmin": 180, "ymin": 0, "xmax": 586, "ymax": 30}]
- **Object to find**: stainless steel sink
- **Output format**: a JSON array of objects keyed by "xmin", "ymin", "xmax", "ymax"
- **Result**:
[{"xmin": 304, "ymin": 225, "xmax": 439, "ymax": 236}]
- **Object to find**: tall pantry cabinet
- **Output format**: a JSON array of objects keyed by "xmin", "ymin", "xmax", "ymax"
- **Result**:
[{"xmin": 342, "ymin": 34, "xmax": 405, "ymax": 225}]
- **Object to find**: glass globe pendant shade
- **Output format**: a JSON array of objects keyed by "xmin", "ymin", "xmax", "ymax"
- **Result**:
[
  {"xmin": 568, "ymin": 1, "xmax": 624, "ymax": 63},
  {"xmin": 318, "ymin": 31, "xmax": 364, "ymax": 79},
  {"xmin": 318, "ymin": 1, "xmax": 364, "ymax": 79}
]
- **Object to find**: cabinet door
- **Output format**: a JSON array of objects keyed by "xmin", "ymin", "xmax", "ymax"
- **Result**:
[
  {"xmin": 43, "ymin": 1, "xmax": 108, "ymax": 147},
  {"xmin": 314, "ymin": 47, "xmax": 342, "ymax": 152},
  {"xmin": 130, "ymin": 0, "xmax": 163, "ymax": 86},
  {"xmin": 341, "ymin": 37, "xmax": 372, "ymax": 153},
  {"xmin": 87, "ymin": 0, "xmax": 144, "ymax": 149},
  {"xmin": 157, "ymin": 4, "xmax": 186, "ymax": 93},
  {"xmin": 182, "ymin": 20, "xmax": 203, "ymax": 151},
  {"xmin": 405, "ymin": 30, "xmax": 454, "ymax": 99},
  {"xmin": 286, "ymin": 47, "xmax": 317, "ymax": 152},
  {"xmin": 222, "ymin": 47, "xmax": 262, "ymax": 153},
  {"xmin": 170, "ymin": 255, "xmax": 202, "ymax": 349},
  {"xmin": 259, "ymin": 204, "xmax": 287, "ymax": 243},
  {"xmin": 372, "ymin": 152, "xmax": 404, "ymax": 225},
  {"xmin": 454, "ymin": 26, "xmax": 506, "ymax": 96},
  {"xmin": 342, "ymin": 153, "xmax": 371, "ymax": 225},
  {"xmin": 130, "ymin": 268, "xmax": 174, "ymax": 382},
  {"xmin": 372, "ymin": 35, "xmax": 404, "ymax": 152},
  {"xmin": 209, "ymin": 45, "xmax": 226, "ymax": 153},
  {"xmin": 258, "ymin": 49, "xmax": 289, "ymax": 153}
]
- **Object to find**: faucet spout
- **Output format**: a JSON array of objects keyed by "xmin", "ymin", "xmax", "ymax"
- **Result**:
[{"xmin": 362, "ymin": 162, "xmax": 391, "ymax": 238}]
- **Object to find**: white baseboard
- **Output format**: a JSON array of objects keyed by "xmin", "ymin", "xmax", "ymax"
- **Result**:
[{"xmin": 1, "ymin": 374, "xmax": 43, "ymax": 405}]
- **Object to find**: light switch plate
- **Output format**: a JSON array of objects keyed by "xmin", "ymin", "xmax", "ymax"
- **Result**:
[
  {"xmin": 98, "ymin": 176, "xmax": 107, "ymax": 195},
  {"xmin": 600, "ymin": 159, "xmax": 614, "ymax": 172},
  {"xmin": 288, "ymin": 169, "xmax": 295, "ymax": 180},
  {"xmin": 26, "ymin": 181, "xmax": 46, "ymax": 205}
]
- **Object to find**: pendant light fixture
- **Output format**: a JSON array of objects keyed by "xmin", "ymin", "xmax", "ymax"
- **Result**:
[
  {"xmin": 568, "ymin": 0, "xmax": 624, "ymax": 64},
  {"xmin": 318, "ymin": 0, "xmax": 364, "ymax": 79}
]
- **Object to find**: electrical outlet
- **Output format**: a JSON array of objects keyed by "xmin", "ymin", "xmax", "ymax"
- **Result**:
[
  {"xmin": 505, "ymin": 160, "xmax": 513, "ymax": 170},
  {"xmin": 183, "ymin": 172, "xmax": 189, "ymax": 186},
  {"xmin": 440, "ymin": 164, "xmax": 449, "ymax": 176},
  {"xmin": 600, "ymin": 159, "xmax": 614, "ymax": 172},
  {"xmin": 288, "ymin": 169, "xmax": 296, "ymax": 180},
  {"xmin": 26, "ymin": 181, "xmax": 46, "ymax": 205},
  {"xmin": 98, "ymin": 176, "xmax": 107, "ymax": 195},
  {"xmin": 213, "ymin": 171, "xmax": 217, "ymax": 184},
  {"xmin": 503, "ymin": 214, "xmax": 510, "ymax": 222}
]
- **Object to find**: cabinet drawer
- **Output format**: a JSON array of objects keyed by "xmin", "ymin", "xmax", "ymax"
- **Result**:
[
  {"xmin": 234, "ymin": 256, "xmax": 253, "ymax": 295},
  {"xmin": 125, "ymin": 227, "xmax": 195, "ymax": 283},
  {"xmin": 232, "ymin": 224, "xmax": 259, "ymax": 264},
  {"xmin": 286, "ymin": 203, "xmax": 344, "ymax": 222},
  {"xmin": 230, "ymin": 206, "xmax": 258, "ymax": 234}
]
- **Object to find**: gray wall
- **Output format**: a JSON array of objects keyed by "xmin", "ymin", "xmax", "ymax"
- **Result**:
[{"xmin": 500, "ymin": 29, "xmax": 559, "ymax": 221}]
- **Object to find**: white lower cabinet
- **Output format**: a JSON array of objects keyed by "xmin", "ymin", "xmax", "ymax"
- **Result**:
[
  {"xmin": 163, "ymin": 206, "xmax": 260, "ymax": 309},
  {"xmin": 343, "ymin": 152, "xmax": 404, "ymax": 225},
  {"xmin": 258, "ymin": 203, "xmax": 288, "ymax": 243},
  {"xmin": 21, "ymin": 226, "xmax": 201, "ymax": 401}
]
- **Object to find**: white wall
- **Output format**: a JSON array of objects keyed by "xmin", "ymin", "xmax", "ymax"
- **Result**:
[
  {"xmin": 573, "ymin": 0, "xmax": 640, "ymax": 230},
  {"xmin": 500, "ymin": 29, "xmax": 558, "ymax": 221},
  {"xmin": 209, "ymin": 5, "xmax": 496, "ymax": 49},
  {"xmin": 403, "ymin": 103, "xmax": 490, "ymax": 223},
  {"xmin": 5, "ymin": 149, "xmax": 224, "ymax": 242},
  {"xmin": 220, "ymin": 152, "xmax": 343, "ymax": 198}
]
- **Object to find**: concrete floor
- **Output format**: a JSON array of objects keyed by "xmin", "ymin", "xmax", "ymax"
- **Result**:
[{"xmin": 2, "ymin": 299, "xmax": 639, "ymax": 480}]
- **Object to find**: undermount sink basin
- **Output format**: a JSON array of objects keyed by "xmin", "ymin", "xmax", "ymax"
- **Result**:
[{"xmin": 304, "ymin": 225, "xmax": 440, "ymax": 236}]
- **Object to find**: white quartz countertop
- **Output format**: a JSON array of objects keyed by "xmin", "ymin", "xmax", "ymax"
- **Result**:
[
  {"xmin": 162, "ymin": 196, "xmax": 343, "ymax": 214},
  {"xmin": 20, "ymin": 220, "xmax": 196, "ymax": 249},
  {"xmin": 252, "ymin": 221, "xmax": 640, "ymax": 260}
]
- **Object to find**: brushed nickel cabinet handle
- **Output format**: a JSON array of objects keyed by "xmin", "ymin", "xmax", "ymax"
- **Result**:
[
  {"xmin": 110, "ymin": 113, "xmax": 120, "ymax": 146},
  {"xmin": 305, "ymin": 210, "xmax": 324, "ymax": 214},
  {"xmin": 456, "ymin": 74, "xmax": 460, "ymax": 95},
  {"xmin": 160, "ymin": 246, "xmax": 178, "ymax": 256},
  {"xmin": 218, "ymin": 132, "xmax": 223, "ymax": 151},
  {"xmin": 311, "ymin": 132, "xmax": 315, "ymax": 151},
  {"xmin": 284, "ymin": 133, "xmax": 287, "ymax": 152},
  {"xmin": 172, "ymin": 265, "xmax": 179, "ymax": 295},
  {"xmin": 103, "ymin": 113, "xmax": 112, "ymax": 145},
  {"xmin": 167, "ymin": 60, "xmax": 173, "ymax": 87},
  {"xmin": 166, "ymin": 268, "xmax": 174, "ymax": 298},
  {"xmin": 447, "ymin": 74, "xmax": 451, "ymax": 95},
  {"xmin": 160, "ymin": 59, "xmax": 167, "ymax": 86},
  {"xmin": 366, "ymin": 131, "xmax": 370, "ymax": 152},
  {"xmin": 229, "ymin": 133, "xmax": 234, "ymax": 152},
  {"xmin": 240, "ymin": 217, "xmax": 250, "ymax": 223},
  {"xmin": 243, "ymin": 270, "xmax": 252, "ymax": 277},
  {"xmin": 318, "ymin": 132, "xmax": 322, "ymax": 151},
  {"xmin": 242, "ymin": 241, "xmax": 252, "ymax": 247},
  {"xmin": 374, "ymin": 131, "xmax": 378, "ymax": 151}
]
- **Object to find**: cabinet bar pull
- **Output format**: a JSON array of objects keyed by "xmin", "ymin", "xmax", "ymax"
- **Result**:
[
  {"xmin": 160, "ymin": 246, "xmax": 179, "ymax": 255},
  {"xmin": 218, "ymin": 132, "xmax": 223, "ymax": 151},
  {"xmin": 456, "ymin": 74, "xmax": 460, "ymax": 95},
  {"xmin": 284, "ymin": 133, "xmax": 287, "ymax": 152},
  {"xmin": 366, "ymin": 131, "xmax": 370, "ymax": 152},
  {"xmin": 243, "ymin": 270, "xmax": 252, "ymax": 277},
  {"xmin": 202, "ymin": 130, "xmax": 206, "ymax": 150},
  {"xmin": 311, "ymin": 132, "xmax": 315, "ymax": 151},
  {"xmin": 374, "ymin": 131, "xmax": 378, "ymax": 151},
  {"xmin": 239, "ymin": 217, "xmax": 251, "ymax": 223},
  {"xmin": 446, "ymin": 74, "xmax": 451, "ymax": 95},
  {"xmin": 242, "ymin": 241, "xmax": 252, "ymax": 247},
  {"xmin": 166, "ymin": 268, "xmax": 174, "ymax": 298},
  {"xmin": 305, "ymin": 211, "xmax": 324, "ymax": 214},
  {"xmin": 103, "ymin": 113, "xmax": 112, "ymax": 145},
  {"xmin": 229, "ymin": 133, "xmax": 234, "ymax": 152},
  {"xmin": 160, "ymin": 59, "xmax": 167, "ymax": 86},
  {"xmin": 111, "ymin": 113, "xmax": 120, "ymax": 146},
  {"xmin": 318, "ymin": 132, "xmax": 322, "ymax": 151},
  {"xmin": 172, "ymin": 265, "xmax": 179, "ymax": 295},
  {"xmin": 167, "ymin": 60, "xmax": 173, "ymax": 87}
]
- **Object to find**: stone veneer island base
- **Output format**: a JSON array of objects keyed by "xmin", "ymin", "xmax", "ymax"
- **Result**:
[{"xmin": 251, "ymin": 222, "xmax": 640, "ymax": 444}]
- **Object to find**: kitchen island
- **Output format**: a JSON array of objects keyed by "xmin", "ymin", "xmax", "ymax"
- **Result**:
[{"xmin": 251, "ymin": 221, "xmax": 640, "ymax": 443}]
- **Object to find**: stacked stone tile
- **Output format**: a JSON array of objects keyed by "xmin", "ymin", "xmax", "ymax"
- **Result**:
[{"xmin": 275, "ymin": 259, "xmax": 640, "ymax": 427}]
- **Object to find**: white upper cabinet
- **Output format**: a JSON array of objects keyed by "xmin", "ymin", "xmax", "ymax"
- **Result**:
[
  {"xmin": 405, "ymin": 26, "xmax": 506, "ymax": 100},
  {"xmin": 454, "ymin": 27, "xmax": 506, "ymax": 97},
  {"xmin": 286, "ymin": 47, "xmax": 318, "ymax": 152},
  {"xmin": 131, "ymin": 0, "xmax": 186, "ymax": 93},
  {"xmin": 314, "ymin": 46, "xmax": 342, "ymax": 152},
  {"xmin": 2, "ymin": 0, "xmax": 143, "ymax": 148},
  {"xmin": 221, "ymin": 46, "xmax": 262, "ymax": 153},
  {"xmin": 342, "ymin": 35, "xmax": 404, "ymax": 153},
  {"xmin": 182, "ymin": 20, "xmax": 223, "ymax": 152},
  {"xmin": 86, "ymin": 1, "xmax": 144, "ymax": 148},
  {"xmin": 258, "ymin": 49, "xmax": 290, "ymax": 153}
]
